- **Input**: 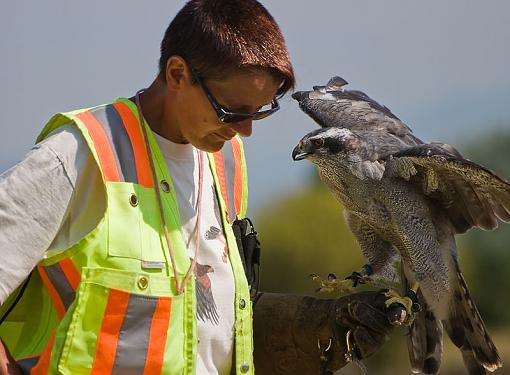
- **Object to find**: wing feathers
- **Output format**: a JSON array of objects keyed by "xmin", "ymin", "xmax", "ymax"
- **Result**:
[
  {"xmin": 291, "ymin": 77, "xmax": 423, "ymax": 146},
  {"xmin": 385, "ymin": 145, "xmax": 510, "ymax": 233},
  {"xmin": 488, "ymin": 195, "xmax": 510, "ymax": 222}
]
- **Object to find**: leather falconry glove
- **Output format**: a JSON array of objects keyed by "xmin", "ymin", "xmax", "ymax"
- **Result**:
[{"xmin": 253, "ymin": 291, "xmax": 408, "ymax": 375}]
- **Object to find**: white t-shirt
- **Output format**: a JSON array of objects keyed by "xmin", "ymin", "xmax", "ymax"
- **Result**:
[
  {"xmin": 154, "ymin": 132, "xmax": 236, "ymax": 375},
  {"xmin": 0, "ymin": 124, "xmax": 236, "ymax": 375}
]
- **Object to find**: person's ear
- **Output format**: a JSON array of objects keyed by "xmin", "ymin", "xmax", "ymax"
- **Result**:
[{"xmin": 165, "ymin": 55, "xmax": 191, "ymax": 90}]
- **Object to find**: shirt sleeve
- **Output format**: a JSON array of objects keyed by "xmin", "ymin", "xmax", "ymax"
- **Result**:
[{"xmin": 0, "ymin": 126, "xmax": 80, "ymax": 304}]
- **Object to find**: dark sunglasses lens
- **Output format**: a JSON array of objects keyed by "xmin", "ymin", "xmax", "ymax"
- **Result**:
[
  {"xmin": 252, "ymin": 111, "xmax": 274, "ymax": 121},
  {"xmin": 220, "ymin": 113, "xmax": 253, "ymax": 123},
  {"xmin": 220, "ymin": 100, "xmax": 279, "ymax": 123},
  {"xmin": 252, "ymin": 101, "xmax": 279, "ymax": 120}
]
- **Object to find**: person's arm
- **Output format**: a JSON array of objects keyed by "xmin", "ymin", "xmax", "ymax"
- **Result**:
[
  {"xmin": 0, "ymin": 135, "xmax": 76, "ymax": 303},
  {"xmin": 0, "ymin": 340, "xmax": 22, "ymax": 375},
  {"xmin": 0, "ymin": 126, "xmax": 82, "ymax": 370},
  {"xmin": 253, "ymin": 291, "xmax": 407, "ymax": 375}
]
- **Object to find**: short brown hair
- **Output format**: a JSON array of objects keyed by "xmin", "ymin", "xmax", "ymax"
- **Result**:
[{"xmin": 159, "ymin": 0, "xmax": 295, "ymax": 96}]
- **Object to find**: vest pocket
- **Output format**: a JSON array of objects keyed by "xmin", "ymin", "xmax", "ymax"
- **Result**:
[
  {"xmin": 107, "ymin": 183, "xmax": 166, "ymax": 264},
  {"xmin": 57, "ymin": 268, "xmax": 188, "ymax": 375},
  {"xmin": 107, "ymin": 183, "xmax": 142, "ymax": 260}
]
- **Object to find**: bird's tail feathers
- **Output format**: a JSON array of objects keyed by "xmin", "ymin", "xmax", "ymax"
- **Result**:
[
  {"xmin": 405, "ymin": 283, "xmax": 443, "ymax": 375},
  {"xmin": 444, "ymin": 264, "xmax": 502, "ymax": 374},
  {"xmin": 461, "ymin": 340, "xmax": 490, "ymax": 375}
]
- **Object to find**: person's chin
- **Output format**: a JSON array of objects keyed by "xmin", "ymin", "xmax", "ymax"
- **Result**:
[
  {"xmin": 210, "ymin": 140, "xmax": 226, "ymax": 152},
  {"xmin": 198, "ymin": 140, "xmax": 225, "ymax": 153}
]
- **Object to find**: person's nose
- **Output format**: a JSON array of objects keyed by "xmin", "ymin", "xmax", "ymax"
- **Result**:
[{"xmin": 229, "ymin": 120, "xmax": 253, "ymax": 137}]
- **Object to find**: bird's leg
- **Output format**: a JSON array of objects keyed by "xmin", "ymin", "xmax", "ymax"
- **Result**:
[
  {"xmin": 345, "ymin": 264, "xmax": 374, "ymax": 287},
  {"xmin": 310, "ymin": 273, "xmax": 355, "ymax": 295},
  {"xmin": 384, "ymin": 283, "xmax": 421, "ymax": 324},
  {"xmin": 345, "ymin": 264, "xmax": 397, "ymax": 289}
]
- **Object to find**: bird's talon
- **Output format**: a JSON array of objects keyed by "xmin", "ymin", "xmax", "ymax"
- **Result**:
[
  {"xmin": 405, "ymin": 290, "xmax": 422, "ymax": 313},
  {"xmin": 346, "ymin": 271, "xmax": 362, "ymax": 279},
  {"xmin": 412, "ymin": 302, "xmax": 422, "ymax": 313},
  {"xmin": 310, "ymin": 273, "xmax": 355, "ymax": 294},
  {"xmin": 345, "ymin": 271, "xmax": 372, "ymax": 287},
  {"xmin": 384, "ymin": 289, "xmax": 414, "ymax": 324}
]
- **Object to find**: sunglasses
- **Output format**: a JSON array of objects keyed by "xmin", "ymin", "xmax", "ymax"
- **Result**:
[{"xmin": 189, "ymin": 67, "xmax": 280, "ymax": 124}]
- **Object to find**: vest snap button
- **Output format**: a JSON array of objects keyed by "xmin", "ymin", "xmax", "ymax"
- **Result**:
[
  {"xmin": 240, "ymin": 363, "xmax": 250, "ymax": 373},
  {"xmin": 129, "ymin": 193, "xmax": 139, "ymax": 207},
  {"xmin": 239, "ymin": 298, "xmax": 246, "ymax": 309},
  {"xmin": 137, "ymin": 276, "xmax": 149, "ymax": 290},
  {"xmin": 160, "ymin": 180, "xmax": 170, "ymax": 193}
]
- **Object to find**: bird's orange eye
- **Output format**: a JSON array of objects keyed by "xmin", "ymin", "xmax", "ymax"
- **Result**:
[{"xmin": 311, "ymin": 139, "xmax": 324, "ymax": 148}]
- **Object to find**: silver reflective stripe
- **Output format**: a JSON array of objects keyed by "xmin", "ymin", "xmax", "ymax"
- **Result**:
[
  {"xmin": 90, "ymin": 105, "xmax": 138, "ymax": 184},
  {"xmin": 111, "ymin": 294, "xmax": 158, "ymax": 375},
  {"xmin": 45, "ymin": 264, "xmax": 75, "ymax": 310},
  {"xmin": 221, "ymin": 141, "xmax": 237, "ymax": 222},
  {"xmin": 17, "ymin": 356, "xmax": 39, "ymax": 373}
]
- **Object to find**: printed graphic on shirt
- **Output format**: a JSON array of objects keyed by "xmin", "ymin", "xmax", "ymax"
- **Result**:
[
  {"xmin": 195, "ymin": 260, "xmax": 219, "ymax": 324},
  {"xmin": 222, "ymin": 244, "xmax": 229, "ymax": 264},
  {"xmin": 152, "ymin": 135, "xmax": 235, "ymax": 373},
  {"xmin": 205, "ymin": 226, "xmax": 221, "ymax": 240},
  {"xmin": 212, "ymin": 186, "xmax": 223, "ymax": 225}
]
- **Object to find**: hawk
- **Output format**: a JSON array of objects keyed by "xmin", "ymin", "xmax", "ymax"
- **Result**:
[
  {"xmin": 292, "ymin": 77, "xmax": 508, "ymax": 375},
  {"xmin": 195, "ymin": 261, "xmax": 219, "ymax": 324}
]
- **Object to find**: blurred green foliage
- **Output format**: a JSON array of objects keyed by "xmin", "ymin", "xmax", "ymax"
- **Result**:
[
  {"xmin": 457, "ymin": 130, "xmax": 510, "ymax": 327},
  {"xmin": 257, "ymin": 183, "xmax": 363, "ymax": 294},
  {"xmin": 255, "ymin": 129, "xmax": 510, "ymax": 374}
]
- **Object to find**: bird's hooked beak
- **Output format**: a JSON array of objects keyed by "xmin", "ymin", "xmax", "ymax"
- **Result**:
[{"xmin": 292, "ymin": 140, "xmax": 312, "ymax": 161}]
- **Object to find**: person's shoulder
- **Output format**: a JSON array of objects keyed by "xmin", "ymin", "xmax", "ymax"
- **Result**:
[
  {"xmin": 35, "ymin": 124, "xmax": 96, "ymax": 186},
  {"xmin": 37, "ymin": 124, "xmax": 88, "ymax": 157}
]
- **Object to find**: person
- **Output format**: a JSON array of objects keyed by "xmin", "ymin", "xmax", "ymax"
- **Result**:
[{"xmin": 0, "ymin": 1, "xmax": 408, "ymax": 374}]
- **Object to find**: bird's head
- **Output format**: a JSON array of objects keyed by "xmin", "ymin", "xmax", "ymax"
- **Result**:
[
  {"xmin": 293, "ymin": 127, "xmax": 387, "ymax": 181},
  {"xmin": 292, "ymin": 127, "xmax": 363, "ymax": 169}
]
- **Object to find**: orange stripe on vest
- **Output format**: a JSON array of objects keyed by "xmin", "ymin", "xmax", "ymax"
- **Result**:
[
  {"xmin": 213, "ymin": 151, "xmax": 231, "ymax": 219},
  {"xmin": 113, "ymin": 101, "xmax": 154, "ymax": 188},
  {"xmin": 91, "ymin": 289, "xmax": 130, "ymax": 375},
  {"xmin": 143, "ymin": 297, "xmax": 173, "ymax": 375},
  {"xmin": 230, "ymin": 137, "xmax": 243, "ymax": 215},
  {"xmin": 30, "ymin": 333, "xmax": 56, "ymax": 375},
  {"xmin": 32, "ymin": 260, "xmax": 81, "ymax": 372},
  {"xmin": 76, "ymin": 111, "xmax": 121, "ymax": 182},
  {"xmin": 37, "ymin": 266, "xmax": 65, "ymax": 320},
  {"xmin": 59, "ymin": 258, "xmax": 81, "ymax": 291}
]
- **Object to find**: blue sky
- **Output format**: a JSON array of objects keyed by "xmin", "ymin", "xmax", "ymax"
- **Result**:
[{"xmin": 1, "ymin": 1, "xmax": 509, "ymax": 214}]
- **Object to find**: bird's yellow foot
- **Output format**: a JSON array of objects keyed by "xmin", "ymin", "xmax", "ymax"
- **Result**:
[
  {"xmin": 310, "ymin": 273, "xmax": 355, "ymax": 294},
  {"xmin": 384, "ymin": 289, "xmax": 414, "ymax": 315}
]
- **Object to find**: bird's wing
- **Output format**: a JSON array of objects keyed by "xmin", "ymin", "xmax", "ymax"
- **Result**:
[
  {"xmin": 384, "ymin": 143, "xmax": 510, "ymax": 233},
  {"xmin": 292, "ymin": 77, "xmax": 422, "ymax": 146},
  {"xmin": 196, "ymin": 276, "xmax": 219, "ymax": 324},
  {"xmin": 312, "ymin": 76, "xmax": 348, "ymax": 92},
  {"xmin": 345, "ymin": 130, "xmax": 418, "ymax": 181}
]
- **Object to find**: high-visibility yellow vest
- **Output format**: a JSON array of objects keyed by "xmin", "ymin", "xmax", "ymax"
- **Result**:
[{"xmin": 0, "ymin": 98, "xmax": 253, "ymax": 374}]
